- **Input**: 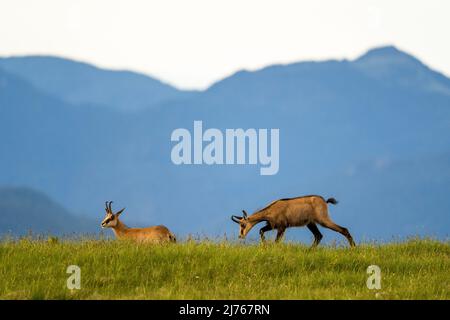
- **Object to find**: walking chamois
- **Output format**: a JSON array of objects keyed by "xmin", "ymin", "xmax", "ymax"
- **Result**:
[
  {"xmin": 231, "ymin": 195, "xmax": 355, "ymax": 247},
  {"xmin": 101, "ymin": 201, "xmax": 176, "ymax": 243}
]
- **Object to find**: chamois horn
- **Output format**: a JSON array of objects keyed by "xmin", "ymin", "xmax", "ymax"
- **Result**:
[{"xmin": 231, "ymin": 215, "xmax": 242, "ymax": 223}]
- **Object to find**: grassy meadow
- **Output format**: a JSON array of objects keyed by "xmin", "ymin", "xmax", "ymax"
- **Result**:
[{"xmin": 0, "ymin": 238, "xmax": 448, "ymax": 299}]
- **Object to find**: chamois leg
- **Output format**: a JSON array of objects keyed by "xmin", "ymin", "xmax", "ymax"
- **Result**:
[
  {"xmin": 319, "ymin": 220, "xmax": 355, "ymax": 247},
  {"xmin": 259, "ymin": 223, "xmax": 272, "ymax": 242},
  {"xmin": 307, "ymin": 223, "xmax": 323, "ymax": 248},
  {"xmin": 275, "ymin": 228, "xmax": 286, "ymax": 243}
]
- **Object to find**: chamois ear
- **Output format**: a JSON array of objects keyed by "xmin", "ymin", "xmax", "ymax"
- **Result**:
[
  {"xmin": 231, "ymin": 215, "xmax": 242, "ymax": 223},
  {"xmin": 242, "ymin": 210, "xmax": 248, "ymax": 219},
  {"xmin": 116, "ymin": 208, "xmax": 125, "ymax": 216}
]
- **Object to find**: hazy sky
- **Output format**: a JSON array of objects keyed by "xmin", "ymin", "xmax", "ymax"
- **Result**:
[{"xmin": 1, "ymin": 0, "xmax": 449, "ymax": 89}]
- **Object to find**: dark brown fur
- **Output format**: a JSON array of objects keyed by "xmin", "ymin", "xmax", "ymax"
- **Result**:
[{"xmin": 231, "ymin": 195, "xmax": 355, "ymax": 247}]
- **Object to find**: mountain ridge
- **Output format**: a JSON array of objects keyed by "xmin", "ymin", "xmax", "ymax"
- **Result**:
[
  {"xmin": 0, "ymin": 45, "xmax": 449, "ymax": 240},
  {"xmin": 0, "ymin": 55, "xmax": 194, "ymax": 112},
  {"xmin": 3, "ymin": 45, "xmax": 450, "ymax": 102},
  {"xmin": 0, "ymin": 186, "xmax": 98, "ymax": 236}
]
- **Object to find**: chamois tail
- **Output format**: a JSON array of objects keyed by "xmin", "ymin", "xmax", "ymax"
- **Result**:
[{"xmin": 326, "ymin": 197, "xmax": 338, "ymax": 205}]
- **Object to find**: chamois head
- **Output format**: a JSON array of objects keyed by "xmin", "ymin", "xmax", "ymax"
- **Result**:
[
  {"xmin": 101, "ymin": 201, "xmax": 125, "ymax": 228},
  {"xmin": 231, "ymin": 210, "xmax": 252, "ymax": 239}
]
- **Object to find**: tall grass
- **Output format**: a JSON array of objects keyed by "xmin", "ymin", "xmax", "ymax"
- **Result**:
[{"xmin": 0, "ymin": 238, "xmax": 448, "ymax": 299}]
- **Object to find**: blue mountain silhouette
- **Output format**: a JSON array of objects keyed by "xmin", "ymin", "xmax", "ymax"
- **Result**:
[
  {"xmin": 0, "ymin": 55, "xmax": 195, "ymax": 112},
  {"xmin": 0, "ymin": 186, "xmax": 97, "ymax": 236},
  {"xmin": 0, "ymin": 45, "xmax": 449, "ymax": 241}
]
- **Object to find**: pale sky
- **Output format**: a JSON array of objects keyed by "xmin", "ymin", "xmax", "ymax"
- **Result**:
[{"xmin": 1, "ymin": 0, "xmax": 449, "ymax": 90}]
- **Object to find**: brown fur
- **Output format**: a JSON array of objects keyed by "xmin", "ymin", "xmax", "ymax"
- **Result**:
[
  {"xmin": 232, "ymin": 195, "xmax": 355, "ymax": 247},
  {"xmin": 101, "ymin": 201, "xmax": 176, "ymax": 243}
]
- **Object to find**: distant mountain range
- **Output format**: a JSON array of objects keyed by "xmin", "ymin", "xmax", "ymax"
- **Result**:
[
  {"xmin": 0, "ymin": 187, "xmax": 97, "ymax": 236},
  {"xmin": 0, "ymin": 56, "xmax": 195, "ymax": 112},
  {"xmin": 0, "ymin": 46, "xmax": 449, "ymax": 241}
]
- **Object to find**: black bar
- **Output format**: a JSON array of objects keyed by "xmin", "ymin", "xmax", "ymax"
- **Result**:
[{"xmin": 0, "ymin": 300, "xmax": 447, "ymax": 319}]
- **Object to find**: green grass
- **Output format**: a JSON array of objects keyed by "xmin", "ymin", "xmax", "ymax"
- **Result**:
[{"xmin": 0, "ymin": 238, "xmax": 448, "ymax": 299}]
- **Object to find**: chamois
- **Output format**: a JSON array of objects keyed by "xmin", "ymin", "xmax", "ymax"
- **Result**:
[
  {"xmin": 231, "ymin": 195, "xmax": 355, "ymax": 247},
  {"xmin": 101, "ymin": 201, "xmax": 176, "ymax": 243}
]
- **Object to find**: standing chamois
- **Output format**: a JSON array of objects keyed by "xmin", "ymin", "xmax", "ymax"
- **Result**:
[
  {"xmin": 101, "ymin": 201, "xmax": 176, "ymax": 243},
  {"xmin": 231, "ymin": 195, "xmax": 355, "ymax": 247}
]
